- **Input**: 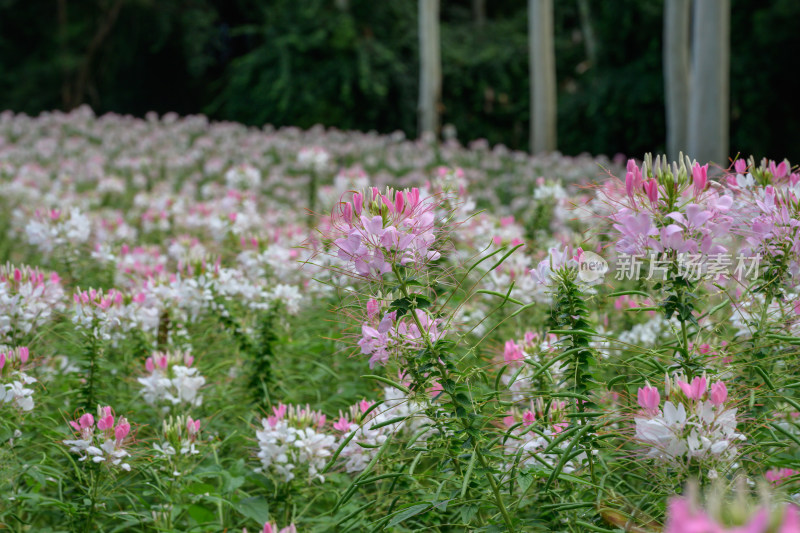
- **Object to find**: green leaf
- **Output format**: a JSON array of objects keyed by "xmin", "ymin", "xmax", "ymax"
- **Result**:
[
  {"xmin": 362, "ymin": 375, "xmax": 410, "ymax": 394},
  {"xmin": 235, "ymin": 497, "xmax": 271, "ymax": 525},
  {"xmin": 369, "ymin": 415, "xmax": 407, "ymax": 430},
  {"xmin": 517, "ymin": 471, "xmax": 534, "ymax": 493},
  {"xmin": 475, "ymin": 289, "xmax": 525, "ymax": 306},
  {"xmin": 187, "ymin": 504, "xmax": 216, "ymax": 524},
  {"xmin": 223, "ymin": 474, "xmax": 246, "ymax": 493},
  {"xmin": 488, "ymin": 243, "xmax": 525, "ymax": 271},
  {"xmin": 461, "ymin": 452, "xmax": 477, "ymax": 498},
  {"xmin": 460, "ymin": 504, "xmax": 479, "ymax": 525},
  {"xmin": 607, "ymin": 290, "xmax": 651, "ymax": 298},
  {"xmin": 323, "ymin": 426, "xmax": 360, "ymax": 473},
  {"xmin": 183, "ymin": 482, "xmax": 217, "ymax": 495},
  {"xmin": 386, "ymin": 503, "xmax": 430, "ymax": 528}
]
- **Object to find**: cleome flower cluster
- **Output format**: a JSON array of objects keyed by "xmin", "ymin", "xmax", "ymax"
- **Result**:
[
  {"xmin": 0, "ymin": 345, "xmax": 36, "ymax": 412},
  {"xmin": 634, "ymin": 375, "xmax": 744, "ymax": 477},
  {"xmin": 138, "ymin": 349, "xmax": 206, "ymax": 409},
  {"xmin": 63, "ymin": 405, "xmax": 134, "ymax": 471}
]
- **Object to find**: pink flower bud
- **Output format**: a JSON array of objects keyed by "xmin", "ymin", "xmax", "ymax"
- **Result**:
[
  {"xmin": 770, "ymin": 160, "xmax": 788, "ymax": 178},
  {"xmin": 408, "ymin": 187, "xmax": 420, "ymax": 209},
  {"xmin": 522, "ymin": 410, "xmax": 535, "ymax": 426},
  {"xmin": 359, "ymin": 399, "xmax": 372, "ymax": 413},
  {"xmin": 503, "ymin": 340, "xmax": 524, "ymax": 363},
  {"xmin": 145, "ymin": 357, "xmax": 155, "ymax": 372},
  {"xmin": 333, "ymin": 417, "xmax": 351, "ymax": 432},
  {"xmin": 644, "ymin": 178, "xmax": 658, "ymax": 206},
  {"xmin": 709, "ymin": 381, "xmax": 728, "ymax": 406},
  {"xmin": 98, "ymin": 415, "xmax": 114, "ymax": 431},
  {"xmin": 734, "ymin": 159, "xmax": 747, "ymax": 174},
  {"xmin": 637, "ymin": 385, "xmax": 660, "ymax": 413},
  {"xmin": 0, "ymin": 353, "xmax": 5, "ymax": 371},
  {"xmin": 187, "ymin": 416, "xmax": 201, "ymax": 436},
  {"xmin": 272, "ymin": 404, "xmax": 287, "ymax": 419},
  {"xmin": 79, "ymin": 413, "xmax": 95, "ymax": 429},
  {"xmin": 97, "ymin": 408, "xmax": 114, "ymax": 430},
  {"xmin": 366, "ymin": 298, "xmax": 380, "ymax": 319},
  {"xmin": 692, "ymin": 162, "xmax": 708, "ymax": 197},
  {"xmin": 115, "ymin": 418, "xmax": 130, "ymax": 441},
  {"xmin": 13, "ymin": 268, "xmax": 21, "ymax": 282},
  {"xmin": 678, "ymin": 376, "xmax": 707, "ymax": 401},
  {"xmin": 18, "ymin": 347, "xmax": 29, "ymax": 364}
]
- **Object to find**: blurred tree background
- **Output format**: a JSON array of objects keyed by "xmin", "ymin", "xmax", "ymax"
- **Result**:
[{"xmin": 0, "ymin": 0, "xmax": 797, "ymax": 160}]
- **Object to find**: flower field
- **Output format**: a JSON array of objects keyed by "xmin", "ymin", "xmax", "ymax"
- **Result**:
[{"xmin": 3, "ymin": 107, "xmax": 800, "ymax": 532}]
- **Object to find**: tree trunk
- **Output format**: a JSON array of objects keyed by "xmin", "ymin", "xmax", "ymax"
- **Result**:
[
  {"xmin": 576, "ymin": 0, "xmax": 597, "ymax": 65},
  {"xmin": 57, "ymin": 0, "xmax": 71, "ymax": 110},
  {"xmin": 69, "ymin": 0, "xmax": 126, "ymax": 110},
  {"xmin": 664, "ymin": 0, "xmax": 691, "ymax": 160},
  {"xmin": 472, "ymin": 0, "xmax": 486, "ymax": 27},
  {"xmin": 687, "ymin": 0, "xmax": 730, "ymax": 165},
  {"xmin": 418, "ymin": 0, "xmax": 441, "ymax": 139},
  {"xmin": 529, "ymin": 0, "xmax": 557, "ymax": 153}
]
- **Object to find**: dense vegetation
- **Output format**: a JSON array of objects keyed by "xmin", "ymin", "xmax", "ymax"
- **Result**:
[
  {"xmin": 1, "ymin": 0, "xmax": 799, "ymax": 159},
  {"xmin": 2, "ymin": 110, "xmax": 800, "ymax": 531}
]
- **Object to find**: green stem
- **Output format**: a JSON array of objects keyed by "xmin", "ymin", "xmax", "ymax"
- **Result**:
[
  {"xmin": 394, "ymin": 267, "xmax": 515, "ymax": 531},
  {"xmin": 671, "ymin": 272, "xmax": 692, "ymax": 379},
  {"xmin": 83, "ymin": 334, "xmax": 99, "ymax": 410},
  {"xmin": 211, "ymin": 443, "xmax": 225, "ymax": 528},
  {"xmin": 308, "ymin": 171, "xmax": 318, "ymax": 226},
  {"xmin": 84, "ymin": 468, "xmax": 101, "ymax": 533},
  {"xmin": 475, "ymin": 447, "xmax": 516, "ymax": 532},
  {"xmin": 560, "ymin": 275, "xmax": 597, "ymax": 484},
  {"xmin": 755, "ymin": 279, "xmax": 777, "ymax": 343}
]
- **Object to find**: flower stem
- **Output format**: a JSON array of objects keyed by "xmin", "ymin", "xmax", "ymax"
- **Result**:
[
  {"xmin": 475, "ymin": 446, "xmax": 516, "ymax": 532},
  {"xmin": 83, "ymin": 468, "xmax": 101, "ymax": 533},
  {"xmin": 83, "ymin": 334, "xmax": 100, "ymax": 410},
  {"xmin": 393, "ymin": 267, "xmax": 515, "ymax": 532}
]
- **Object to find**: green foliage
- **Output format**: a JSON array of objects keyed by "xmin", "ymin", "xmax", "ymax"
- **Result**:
[{"xmin": 1, "ymin": 0, "xmax": 799, "ymax": 158}]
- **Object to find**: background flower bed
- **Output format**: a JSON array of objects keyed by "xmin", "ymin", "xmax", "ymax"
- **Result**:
[{"xmin": 2, "ymin": 108, "xmax": 800, "ymax": 532}]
